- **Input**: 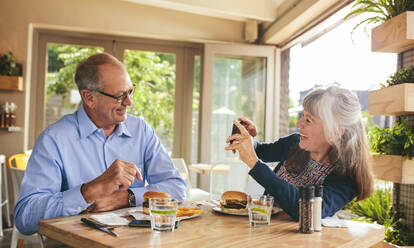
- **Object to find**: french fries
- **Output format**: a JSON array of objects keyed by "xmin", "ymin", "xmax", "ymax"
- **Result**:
[{"xmin": 177, "ymin": 207, "xmax": 203, "ymax": 217}]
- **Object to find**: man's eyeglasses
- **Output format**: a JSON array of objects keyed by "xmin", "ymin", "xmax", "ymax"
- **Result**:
[{"xmin": 95, "ymin": 85, "xmax": 136, "ymax": 103}]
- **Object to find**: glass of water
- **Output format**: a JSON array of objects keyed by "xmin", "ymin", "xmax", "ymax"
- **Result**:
[
  {"xmin": 149, "ymin": 198, "xmax": 178, "ymax": 233},
  {"xmin": 248, "ymin": 195, "xmax": 274, "ymax": 226}
]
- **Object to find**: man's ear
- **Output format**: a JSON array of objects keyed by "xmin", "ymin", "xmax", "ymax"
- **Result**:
[{"xmin": 80, "ymin": 89, "xmax": 96, "ymax": 109}]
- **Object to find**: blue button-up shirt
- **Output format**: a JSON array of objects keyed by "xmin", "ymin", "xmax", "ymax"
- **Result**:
[{"xmin": 14, "ymin": 106, "xmax": 186, "ymax": 235}]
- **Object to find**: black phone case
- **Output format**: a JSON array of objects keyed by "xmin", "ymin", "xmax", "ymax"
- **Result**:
[
  {"xmin": 230, "ymin": 121, "xmax": 247, "ymax": 144},
  {"xmin": 230, "ymin": 124, "xmax": 240, "ymax": 144},
  {"xmin": 128, "ymin": 220, "xmax": 179, "ymax": 228},
  {"xmin": 128, "ymin": 220, "xmax": 151, "ymax": 227}
]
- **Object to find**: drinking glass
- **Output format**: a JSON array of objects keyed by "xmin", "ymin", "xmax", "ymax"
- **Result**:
[
  {"xmin": 248, "ymin": 195, "xmax": 274, "ymax": 226},
  {"xmin": 149, "ymin": 198, "xmax": 178, "ymax": 233}
]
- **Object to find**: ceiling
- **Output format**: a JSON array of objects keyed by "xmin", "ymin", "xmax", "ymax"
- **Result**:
[{"xmin": 122, "ymin": 0, "xmax": 351, "ymax": 46}]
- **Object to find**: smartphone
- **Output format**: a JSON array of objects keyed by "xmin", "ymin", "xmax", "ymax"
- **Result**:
[
  {"xmin": 128, "ymin": 220, "xmax": 151, "ymax": 227},
  {"xmin": 128, "ymin": 220, "xmax": 179, "ymax": 229},
  {"xmin": 230, "ymin": 121, "xmax": 246, "ymax": 144}
]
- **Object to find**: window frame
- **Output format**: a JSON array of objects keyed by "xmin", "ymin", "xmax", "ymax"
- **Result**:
[{"xmin": 199, "ymin": 43, "xmax": 279, "ymax": 163}]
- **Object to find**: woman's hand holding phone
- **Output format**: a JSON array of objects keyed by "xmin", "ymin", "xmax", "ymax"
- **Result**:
[{"xmin": 226, "ymin": 118, "xmax": 259, "ymax": 169}]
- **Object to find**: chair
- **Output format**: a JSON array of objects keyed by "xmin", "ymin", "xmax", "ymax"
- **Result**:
[
  {"xmin": 209, "ymin": 158, "xmax": 249, "ymax": 200},
  {"xmin": 8, "ymin": 153, "xmax": 45, "ymax": 248},
  {"xmin": 171, "ymin": 158, "xmax": 210, "ymax": 201},
  {"xmin": 0, "ymin": 154, "xmax": 12, "ymax": 237}
]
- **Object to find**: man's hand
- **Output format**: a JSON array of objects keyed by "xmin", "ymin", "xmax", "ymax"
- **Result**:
[
  {"xmin": 87, "ymin": 190, "xmax": 129, "ymax": 212},
  {"xmin": 81, "ymin": 159, "xmax": 142, "ymax": 203}
]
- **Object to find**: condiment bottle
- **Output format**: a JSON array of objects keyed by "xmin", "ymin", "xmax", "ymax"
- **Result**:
[
  {"xmin": 299, "ymin": 185, "xmax": 314, "ymax": 234},
  {"xmin": 313, "ymin": 185, "xmax": 323, "ymax": 232},
  {"xmin": 9, "ymin": 102, "xmax": 17, "ymax": 127},
  {"xmin": 3, "ymin": 102, "xmax": 10, "ymax": 128}
]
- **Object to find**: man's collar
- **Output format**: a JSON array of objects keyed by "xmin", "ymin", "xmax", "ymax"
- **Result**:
[
  {"xmin": 114, "ymin": 120, "xmax": 132, "ymax": 137},
  {"xmin": 77, "ymin": 105, "xmax": 132, "ymax": 138},
  {"xmin": 77, "ymin": 105, "xmax": 99, "ymax": 138}
]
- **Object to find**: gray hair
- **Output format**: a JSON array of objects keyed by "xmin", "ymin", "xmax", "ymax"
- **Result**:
[
  {"xmin": 74, "ymin": 53, "xmax": 124, "ymax": 91},
  {"xmin": 303, "ymin": 85, "xmax": 373, "ymax": 200}
]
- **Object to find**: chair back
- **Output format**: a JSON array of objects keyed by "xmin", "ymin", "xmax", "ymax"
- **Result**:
[
  {"xmin": 8, "ymin": 154, "xmax": 29, "ymax": 170},
  {"xmin": 7, "ymin": 153, "xmax": 29, "ymax": 206},
  {"xmin": 171, "ymin": 158, "xmax": 191, "ymax": 198}
]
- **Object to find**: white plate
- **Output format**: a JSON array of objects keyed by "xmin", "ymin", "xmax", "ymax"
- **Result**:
[
  {"xmin": 177, "ymin": 213, "xmax": 202, "ymax": 221},
  {"xmin": 128, "ymin": 207, "xmax": 203, "ymax": 221},
  {"xmin": 212, "ymin": 206, "xmax": 282, "ymax": 216}
]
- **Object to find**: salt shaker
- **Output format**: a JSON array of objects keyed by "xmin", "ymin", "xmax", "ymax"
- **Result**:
[
  {"xmin": 313, "ymin": 185, "xmax": 323, "ymax": 232},
  {"xmin": 299, "ymin": 185, "xmax": 314, "ymax": 234}
]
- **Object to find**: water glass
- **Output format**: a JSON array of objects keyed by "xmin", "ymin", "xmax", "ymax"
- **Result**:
[
  {"xmin": 149, "ymin": 198, "xmax": 178, "ymax": 233},
  {"xmin": 248, "ymin": 195, "xmax": 274, "ymax": 226}
]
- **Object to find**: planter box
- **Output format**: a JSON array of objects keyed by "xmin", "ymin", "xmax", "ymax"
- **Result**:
[
  {"xmin": 0, "ymin": 75, "xmax": 23, "ymax": 91},
  {"xmin": 371, "ymin": 11, "xmax": 414, "ymax": 53},
  {"xmin": 368, "ymin": 154, "xmax": 414, "ymax": 184},
  {"xmin": 369, "ymin": 83, "xmax": 414, "ymax": 116}
]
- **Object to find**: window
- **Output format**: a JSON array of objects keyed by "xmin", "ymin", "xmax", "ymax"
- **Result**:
[{"xmin": 32, "ymin": 31, "xmax": 200, "ymax": 162}]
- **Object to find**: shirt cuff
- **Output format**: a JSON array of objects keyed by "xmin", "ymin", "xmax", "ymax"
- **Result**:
[
  {"xmin": 129, "ymin": 187, "xmax": 148, "ymax": 206},
  {"xmin": 62, "ymin": 184, "xmax": 92, "ymax": 215}
]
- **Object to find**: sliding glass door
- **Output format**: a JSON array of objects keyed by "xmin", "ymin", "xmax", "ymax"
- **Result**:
[{"xmin": 200, "ymin": 43, "xmax": 277, "ymax": 164}]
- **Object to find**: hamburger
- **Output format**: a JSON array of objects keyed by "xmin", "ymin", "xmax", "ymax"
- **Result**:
[
  {"xmin": 220, "ymin": 191, "xmax": 248, "ymax": 214},
  {"xmin": 142, "ymin": 190, "xmax": 171, "ymax": 215}
]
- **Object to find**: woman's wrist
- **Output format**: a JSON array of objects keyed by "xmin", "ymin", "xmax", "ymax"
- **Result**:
[{"xmin": 247, "ymin": 158, "xmax": 259, "ymax": 169}]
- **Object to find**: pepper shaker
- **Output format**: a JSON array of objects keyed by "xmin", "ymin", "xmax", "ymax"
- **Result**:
[{"xmin": 299, "ymin": 185, "xmax": 314, "ymax": 234}]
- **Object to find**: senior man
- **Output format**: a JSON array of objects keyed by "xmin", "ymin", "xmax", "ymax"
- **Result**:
[{"xmin": 14, "ymin": 53, "xmax": 185, "ymax": 235}]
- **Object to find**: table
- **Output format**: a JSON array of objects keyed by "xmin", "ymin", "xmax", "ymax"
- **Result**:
[
  {"xmin": 38, "ymin": 204, "xmax": 385, "ymax": 248},
  {"xmin": 188, "ymin": 163, "xmax": 229, "ymax": 175}
]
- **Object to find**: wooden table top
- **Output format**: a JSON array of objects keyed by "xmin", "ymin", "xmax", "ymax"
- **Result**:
[
  {"xmin": 188, "ymin": 163, "xmax": 229, "ymax": 175},
  {"xmin": 38, "ymin": 203, "xmax": 384, "ymax": 248}
]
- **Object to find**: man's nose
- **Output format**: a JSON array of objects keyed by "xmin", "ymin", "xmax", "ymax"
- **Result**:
[{"xmin": 123, "ymin": 94, "xmax": 133, "ymax": 106}]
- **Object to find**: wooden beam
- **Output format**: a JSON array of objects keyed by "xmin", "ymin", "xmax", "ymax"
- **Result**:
[
  {"xmin": 261, "ymin": 0, "xmax": 344, "ymax": 45},
  {"xmin": 122, "ymin": 0, "xmax": 280, "ymax": 22}
]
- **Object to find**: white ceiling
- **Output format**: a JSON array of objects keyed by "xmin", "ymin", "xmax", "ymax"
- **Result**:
[{"xmin": 122, "ymin": 0, "xmax": 350, "ymax": 46}]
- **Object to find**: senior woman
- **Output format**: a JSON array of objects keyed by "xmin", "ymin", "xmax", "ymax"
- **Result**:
[{"xmin": 225, "ymin": 86, "xmax": 373, "ymax": 220}]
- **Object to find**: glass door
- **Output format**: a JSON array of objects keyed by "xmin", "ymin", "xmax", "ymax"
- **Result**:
[
  {"xmin": 45, "ymin": 43, "xmax": 104, "ymax": 127},
  {"xmin": 122, "ymin": 49, "xmax": 177, "ymax": 154},
  {"xmin": 114, "ymin": 42, "xmax": 201, "ymax": 160},
  {"xmin": 199, "ymin": 43, "xmax": 277, "ymax": 195},
  {"xmin": 31, "ymin": 33, "xmax": 113, "ymax": 147},
  {"xmin": 200, "ymin": 43, "xmax": 277, "ymax": 164}
]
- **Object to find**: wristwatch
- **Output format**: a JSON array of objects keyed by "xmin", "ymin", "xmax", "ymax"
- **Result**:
[{"xmin": 127, "ymin": 189, "xmax": 136, "ymax": 207}]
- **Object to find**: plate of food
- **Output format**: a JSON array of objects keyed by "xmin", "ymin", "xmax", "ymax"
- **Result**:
[
  {"xmin": 177, "ymin": 207, "xmax": 204, "ymax": 220},
  {"xmin": 212, "ymin": 191, "xmax": 282, "ymax": 216},
  {"xmin": 139, "ymin": 190, "xmax": 203, "ymax": 221}
]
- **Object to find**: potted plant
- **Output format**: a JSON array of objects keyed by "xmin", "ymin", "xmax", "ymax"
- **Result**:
[
  {"xmin": 369, "ymin": 65, "xmax": 414, "ymax": 116},
  {"xmin": 368, "ymin": 119, "xmax": 414, "ymax": 184},
  {"xmin": 345, "ymin": 0, "xmax": 414, "ymax": 53},
  {"xmin": 0, "ymin": 51, "xmax": 23, "ymax": 91}
]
